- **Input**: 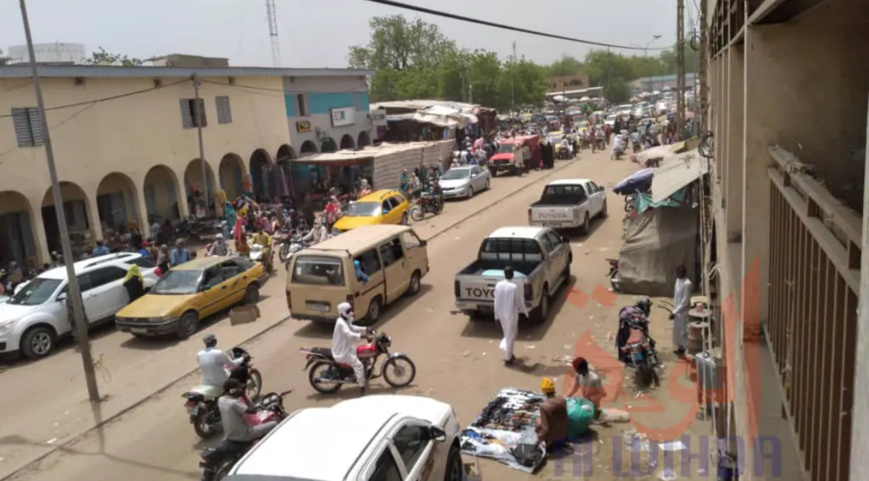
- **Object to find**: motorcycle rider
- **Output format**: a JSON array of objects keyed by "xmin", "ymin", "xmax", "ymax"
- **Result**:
[
  {"xmin": 198, "ymin": 334, "xmax": 248, "ymax": 387},
  {"xmin": 302, "ymin": 217, "xmax": 329, "ymax": 245},
  {"xmin": 332, "ymin": 302, "xmax": 371, "ymax": 394},
  {"xmin": 251, "ymin": 226, "xmax": 273, "ymax": 272},
  {"xmin": 207, "ymin": 234, "xmax": 229, "ymax": 256},
  {"xmin": 218, "ymin": 378, "xmax": 277, "ymax": 443}
]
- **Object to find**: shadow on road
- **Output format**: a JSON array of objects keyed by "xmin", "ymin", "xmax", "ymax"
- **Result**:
[{"xmin": 302, "ymin": 382, "xmax": 417, "ymax": 402}]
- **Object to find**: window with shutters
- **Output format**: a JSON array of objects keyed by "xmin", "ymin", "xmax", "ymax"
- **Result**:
[
  {"xmin": 179, "ymin": 98, "xmax": 207, "ymax": 129},
  {"xmin": 215, "ymin": 96, "xmax": 232, "ymax": 124},
  {"xmin": 11, "ymin": 108, "xmax": 44, "ymax": 147}
]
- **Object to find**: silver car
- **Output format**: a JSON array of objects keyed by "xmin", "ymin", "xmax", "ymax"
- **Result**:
[{"xmin": 439, "ymin": 165, "xmax": 491, "ymax": 199}]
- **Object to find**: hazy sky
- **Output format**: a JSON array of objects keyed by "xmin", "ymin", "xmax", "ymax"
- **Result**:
[{"xmin": 0, "ymin": 0, "xmax": 694, "ymax": 68}]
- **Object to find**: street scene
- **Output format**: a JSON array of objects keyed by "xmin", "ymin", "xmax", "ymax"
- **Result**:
[{"xmin": 1, "ymin": 1, "xmax": 866, "ymax": 481}]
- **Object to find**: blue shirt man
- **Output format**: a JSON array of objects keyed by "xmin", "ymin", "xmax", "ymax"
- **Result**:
[
  {"xmin": 92, "ymin": 242, "xmax": 110, "ymax": 257},
  {"xmin": 170, "ymin": 242, "xmax": 191, "ymax": 267}
]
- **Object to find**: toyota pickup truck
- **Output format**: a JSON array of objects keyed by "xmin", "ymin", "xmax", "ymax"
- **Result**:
[
  {"xmin": 528, "ymin": 179, "xmax": 607, "ymax": 235},
  {"xmin": 454, "ymin": 226, "xmax": 572, "ymax": 323}
]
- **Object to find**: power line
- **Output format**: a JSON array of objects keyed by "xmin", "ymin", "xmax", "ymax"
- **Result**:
[{"xmin": 362, "ymin": 0, "xmax": 673, "ymax": 52}]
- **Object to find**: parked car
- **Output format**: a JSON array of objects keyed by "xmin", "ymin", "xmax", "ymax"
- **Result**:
[
  {"xmin": 528, "ymin": 179, "xmax": 607, "ymax": 235},
  {"xmin": 332, "ymin": 190, "xmax": 410, "ymax": 235},
  {"xmin": 454, "ymin": 226, "xmax": 571, "ymax": 323},
  {"xmin": 0, "ymin": 253, "xmax": 159, "ymax": 359},
  {"xmin": 115, "ymin": 256, "xmax": 264, "ymax": 339},
  {"xmin": 226, "ymin": 395, "xmax": 464, "ymax": 481},
  {"xmin": 489, "ymin": 135, "xmax": 537, "ymax": 176},
  {"xmin": 439, "ymin": 165, "xmax": 491, "ymax": 199}
]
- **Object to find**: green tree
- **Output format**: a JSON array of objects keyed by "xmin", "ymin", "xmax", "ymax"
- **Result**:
[
  {"xmin": 498, "ymin": 59, "xmax": 547, "ymax": 111},
  {"xmin": 84, "ymin": 47, "xmax": 142, "ymax": 66},
  {"xmin": 545, "ymin": 55, "xmax": 585, "ymax": 77}
]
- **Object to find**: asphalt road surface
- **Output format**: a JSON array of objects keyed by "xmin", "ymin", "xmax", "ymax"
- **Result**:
[{"xmin": 1, "ymin": 149, "xmax": 705, "ymax": 481}]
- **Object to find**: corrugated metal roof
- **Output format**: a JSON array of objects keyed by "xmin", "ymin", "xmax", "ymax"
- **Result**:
[
  {"xmin": 291, "ymin": 141, "xmax": 450, "ymax": 164},
  {"xmin": 0, "ymin": 65, "xmax": 373, "ymax": 79},
  {"xmin": 650, "ymin": 149, "xmax": 707, "ymax": 203}
]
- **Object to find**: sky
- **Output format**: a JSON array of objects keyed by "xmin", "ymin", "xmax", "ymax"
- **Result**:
[{"xmin": 0, "ymin": 0, "xmax": 694, "ymax": 68}]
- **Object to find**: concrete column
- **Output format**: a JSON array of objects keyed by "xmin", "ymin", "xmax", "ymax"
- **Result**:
[
  {"xmin": 85, "ymin": 191, "xmax": 102, "ymax": 244},
  {"xmin": 851, "ymin": 100, "xmax": 869, "ymax": 481},
  {"xmin": 726, "ymin": 46, "xmax": 745, "ymax": 238},
  {"xmin": 135, "ymin": 185, "xmax": 151, "ymax": 239},
  {"xmin": 28, "ymin": 197, "xmax": 49, "ymax": 265},
  {"xmin": 721, "ymin": 50, "xmax": 730, "ymax": 201}
]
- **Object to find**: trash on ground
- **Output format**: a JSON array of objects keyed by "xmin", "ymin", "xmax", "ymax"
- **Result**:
[
  {"xmin": 658, "ymin": 468, "xmax": 678, "ymax": 481},
  {"xmin": 659, "ymin": 441, "xmax": 687, "ymax": 452}
]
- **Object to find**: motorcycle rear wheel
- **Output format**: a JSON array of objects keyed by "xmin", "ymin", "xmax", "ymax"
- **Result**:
[
  {"xmin": 278, "ymin": 243, "xmax": 290, "ymax": 262},
  {"xmin": 636, "ymin": 363, "xmax": 655, "ymax": 388},
  {"xmin": 246, "ymin": 369, "xmax": 262, "ymax": 400},
  {"xmin": 308, "ymin": 361, "xmax": 343, "ymax": 393},
  {"xmin": 212, "ymin": 458, "xmax": 238, "ymax": 481},
  {"xmin": 382, "ymin": 355, "xmax": 417, "ymax": 388},
  {"xmin": 409, "ymin": 206, "xmax": 425, "ymax": 222},
  {"xmin": 193, "ymin": 408, "xmax": 219, "ymax": 439}
]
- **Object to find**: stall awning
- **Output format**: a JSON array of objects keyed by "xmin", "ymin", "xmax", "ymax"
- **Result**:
[
  {"xmin": 291, "ymin": 150, "xmax": 375, "ymax": 166},
  {"xmin": 651, "ymin": 149, "xmax": 707, "ymax": 203}
]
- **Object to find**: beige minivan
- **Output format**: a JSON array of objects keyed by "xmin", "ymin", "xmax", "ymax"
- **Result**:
[{"xmin": 286, "ymin": 224, "xmax": 430, "ymax": 324}]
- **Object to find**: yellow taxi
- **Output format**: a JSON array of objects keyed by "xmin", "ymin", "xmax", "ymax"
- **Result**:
[
  {"xmin": 115, "ymin": 256, "xmax": 265, "ymax": 339},
  {"xmin": 331, "ymin": 189, "xmax": 410, "ymax": 235}
]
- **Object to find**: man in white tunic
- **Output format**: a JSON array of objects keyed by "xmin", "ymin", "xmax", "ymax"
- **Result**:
[
  {"xmin": 670, "ymin": 265, "xmax": 693, "ymax": 356},
  {"xmin": 494, "ymin": 266, "xmax": 528, "ymax": 365},
  {"xmin": 332, "ymin": 302, "xmax": 370, "ymax": 393}
]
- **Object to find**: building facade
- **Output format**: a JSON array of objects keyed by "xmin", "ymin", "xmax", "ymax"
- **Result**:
[
  {"xmin": 6, "ymin": 42, "xmax": 86, "ymax": 65},
  {"xmin": 545, "ymin": 74, "xmax": 591, "ymax": 94},
  {"xmin": 0, "ymin": 65, "xmax": 371, "ymax": 267},
  {"xmin": 705, "ymin": 0, "xmax": 867, "ymax": 480},
  {"xmin": 631, "ymin": 73, "xmax": 698, "ymax": 92}
]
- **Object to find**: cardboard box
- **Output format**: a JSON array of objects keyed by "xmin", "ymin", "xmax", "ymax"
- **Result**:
[{"xmin": 230, "ymin": 304, "xmax": 261, "ymax": 326}]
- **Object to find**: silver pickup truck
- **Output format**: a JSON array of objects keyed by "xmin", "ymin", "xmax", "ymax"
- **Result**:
[
  {"xmin": 528, "ymin": 179, "xmax": 607, "ymax": 234},
  {"xmin": 454, "ymin": 226, "xmax": 572, "ymax": 323}
]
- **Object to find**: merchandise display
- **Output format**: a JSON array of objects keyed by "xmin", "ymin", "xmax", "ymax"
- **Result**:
[{"xmin": 460, "ymin": 388, "xmax": 547, "ymax": 473}]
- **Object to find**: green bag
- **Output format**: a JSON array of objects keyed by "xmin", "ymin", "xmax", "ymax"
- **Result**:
[{"xmin": 565, "ymin": 397, "xmax": 596, "ymax": 438}]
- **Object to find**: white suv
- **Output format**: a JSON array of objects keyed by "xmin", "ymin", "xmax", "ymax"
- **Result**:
[
  {"xmin": 0, "ymin": 253, "xmax": 159, "ymax": 359},
  {"xmin": 228, "ymin": 395, "xmax": 464, "ymax": 481}
]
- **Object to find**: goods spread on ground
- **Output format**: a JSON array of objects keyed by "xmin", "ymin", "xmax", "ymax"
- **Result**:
[{"xmin": 459, "ymin": 388, "xmax": 547, "ymax": 473}]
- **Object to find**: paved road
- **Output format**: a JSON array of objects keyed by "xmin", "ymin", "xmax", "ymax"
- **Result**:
[{"xmin": 2, "ymin": 151, "xmax": 699, "ymax": 481}]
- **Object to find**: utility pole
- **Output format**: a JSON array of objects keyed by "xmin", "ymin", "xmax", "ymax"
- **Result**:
[
  {"xmin": 699, "ymin": 0, "xmax": 709, "ymax": 128},
  {"xmin": 192, "ymin": 75, "xmax": 210, "ymax": 216},
  {"xmin": 18, "ymin": 0, "xmax": 101, "ymax": 403},
  {"xmin": 676, "ymin": 0, "xmax": 686, "ymax": 140},
  {"xmin": 265, "ymin": 0, "xmax": 281, "ymax": 67},
  {"xmin": 511, "ymin": 41, "xmax": 516, "ymax": 117}
]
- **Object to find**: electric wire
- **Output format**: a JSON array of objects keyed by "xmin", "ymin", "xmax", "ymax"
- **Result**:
[{"xmin": 361, "ymin": 0, "xmax": 675, "ymax": 52}]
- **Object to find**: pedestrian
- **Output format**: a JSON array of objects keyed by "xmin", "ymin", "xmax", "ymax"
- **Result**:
[
  {"xmin": 535, "ymin": 378, "xmax": 569, "ymax": 453},
  {"xmin": 123, "ymin": 264, "xmax": 145, "ymax": 303},
  {"xmin": 129, "ymin": 222, "xmax": 143, "ymax": 251},
  {"xmin": 170, "ymin": 239, "xmax": 191, "ymax": 267},
  {"xmin": 157, "ymin": 244, "xmax": 170, "ymax": 273},
  {"xmin": 494, "ymin": 266, "xmax": 528, "ymax": 365},
  {"xmin": 670, "ymin": 265, "xmax": 693, "ymax": 357},
  {"xmin": 566, "ymin": 357, "xmax": 606, "ymax": 416},
  {"xmin": 92, "ymin": 240, "xmax": 110, "ymax": 257}
]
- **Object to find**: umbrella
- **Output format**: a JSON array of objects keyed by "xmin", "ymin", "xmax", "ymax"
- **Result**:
[{"xmin": 613, "ymin": 168, "xmax": 655, "ymax": 194}]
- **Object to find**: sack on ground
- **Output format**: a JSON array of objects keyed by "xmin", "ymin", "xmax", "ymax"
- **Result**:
[
  {"xmin": 230, "ymin": 304, "xmax": 261, "ymax": 325},
  {"xmin": 565, "ymin": 397, "xmax": 596, "ymax": 438}
]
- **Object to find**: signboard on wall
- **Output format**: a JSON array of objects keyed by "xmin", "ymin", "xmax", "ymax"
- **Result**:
[
  {"xmin": 369, "ymin": 109, "xmax": 387, "ymax": 128},
  {"xmin": 296, "ymin": 120, "xmax": 312, "ymax": 133},
  {"xmin": 331, "ymin": 107, "xmax": 356, "ymax": 127}
]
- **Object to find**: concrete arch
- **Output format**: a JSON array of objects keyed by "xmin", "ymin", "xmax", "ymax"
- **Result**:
[
  {"xmin": 275, "ymin": 144, "xmax": 296, "ymax": 202},
  {"xmin": 340, "ymin": 134, "xmax": 355, "ymax": 150},
  {"xmin": 183, "ymin": 159, "xmax": 217, "ymax": 218},
  {"xmin": 41, "ymin": 181, "xmax": 95, "ymax": 259},
  {"xmin": 219, "ymin": 153, "xmax": 246, "ymax": 201},
  {"xmin": 276, "ymin": 144, "xmax": 296, "ymax": 162},
  {"xmin": 357, "ymin": 131, "xmax": 372, "ymax": 147},
  {"xmin": 321, "ymin": 137, "xmax": 338, "ymax": 154},
  {"xmin": 249, "ymin": 149, "xmax": 273, "ymax": 202},
  {"xmin": 144, "ymin": 164, "xmax": 182, "ymax": 224},
  {"xmin": 96, "ymin": 172, "xmax": 141, "ymax": 235},
  {"xmin": 0, "ymin": 191, "xmax": 38, "ymax": 267},
  {"xmin": 300, "ymin": 140, "xmax": 318, "ymax": 156}
]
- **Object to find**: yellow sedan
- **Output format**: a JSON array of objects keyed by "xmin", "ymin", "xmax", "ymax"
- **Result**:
[
  {"xmin": 331, "ymin": 189, "xmax": 410, "ymax": 235},
  {"xmin": 115, "ymin": 256, "xmax": 265, "ymax": 339}
]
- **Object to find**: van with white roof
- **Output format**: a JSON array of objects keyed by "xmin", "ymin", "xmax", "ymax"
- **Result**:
[
  {"xmin": 0, "ymin": 252, "xmax": 158, "ymax": 359},
  {"xmin": 226, "ymin": 395, "xmax": 463, "ymax": 481}
]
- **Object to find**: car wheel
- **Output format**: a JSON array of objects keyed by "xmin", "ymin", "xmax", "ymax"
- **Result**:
[
  {"xmin": 177, "ymin": 312, "xmax": 199, "ymax": 340},
  {"xmin": 244, "ymin": 284, "xmax": 260, "ymax": 305},
  {"xmin": 358, "ymin": 296, "xmax": 382, "ymax": 326},
  {"xmin": 21, "ymin": 326, "xmax": 56, "ymax": 359},
  {"xmin": 581, "ymin": 213, "xmax": 591, "ymax": 235},
  {"xmin": 407, "ymin": 271, "xmax": 421, "ymax": 296},
  {"xmin": 467, "ymin": 186, "xmax": 474, "ymax": 199},
  {"xmin": 600, "ymin": 200, "xmax": 608, "ymax": 218},
  {"xmin": 530, "ymin": 285, "xmax": 549, "ymax": 324},
  {"xmin": 445, "ymin": 445, "xmax": 463, "ymax": 481}
]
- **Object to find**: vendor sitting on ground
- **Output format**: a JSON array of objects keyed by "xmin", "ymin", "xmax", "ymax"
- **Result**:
[
  {"xmin": 567, "ymin": 357, "xmax": 606, "ymax": 417},
  {"xmin": 535, "ymin": 378, "xmax": 568, "ymax": 453}
]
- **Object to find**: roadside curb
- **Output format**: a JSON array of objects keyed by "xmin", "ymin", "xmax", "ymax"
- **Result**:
[{"xmin": 1, "ymin": 157, "xmax": 581, "ymax": 480}]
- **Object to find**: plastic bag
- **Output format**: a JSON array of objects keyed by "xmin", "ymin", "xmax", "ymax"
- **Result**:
[{"xmin": 566, "ymin": 397, "xmax": 596, "ymax": 438}]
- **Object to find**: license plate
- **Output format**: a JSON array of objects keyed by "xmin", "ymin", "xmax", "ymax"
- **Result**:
[
  {"xmin": 188, "ymin": 406, "xmax": 199, "ymax": 415},
  {"xmin": 307, "ymin": 303, "xmax": 329, "ymax": 312},
  {"xmin": 131, "ymin": 328, "xmax": 148, "ymax": 335},
  {"xmin": 544, "ymin": 222, "xmax": 563, "ymax": 227}
]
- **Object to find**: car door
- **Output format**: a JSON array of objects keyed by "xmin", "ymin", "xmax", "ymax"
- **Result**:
[
  {"xmin": 378, "ymin": 238, "xmax": 408, "ymax": 303},
  {"xmin": 387, "ymin": 196, "xmax": 403, "ymax": 224},
  {"xmin": 364, "ymin": 445, "xmax": 404, "ymax": 481},
  {"xmin": 585, "ymin": 182, "xmax": 601, "ymax": 215},
  {"xmin": 391, "ymin": 423, "xmax": 439, "ymax": 481},
  {"xmin": 213, "ymin": 260, "xmax": 244, "ymax": 311},
  {"xmin": 381, "ymin": 199, "xmax": 395, "ymax": 224},
  {"xmin": 400, "ymin": 231, "xmax": 427, "ymax": 278},
  {"xmin": 354, "ymin": 249, "xmax": 386, "ymax": 315},
  {"xmin": 544, "ymin": 230, "xmax": 570, "ymax": 285},
  {"xmin": 63, "ymin": 273, "xmax": 96, "ymax": 324},
  {"xmin": 198, "ymin": 266, "xmax": 225, "ymax": 316},
  {"xmin": 85, "ymin": 266, "xmax": 129, "ymax": 320}
]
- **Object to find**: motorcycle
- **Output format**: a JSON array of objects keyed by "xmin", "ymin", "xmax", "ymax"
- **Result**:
[
  {"xmin": 198, "ymin": 388, "xmax": 294, "ymax": 481},
  {"xmin": 409, "ymin": 191, "xmax": 443, "ymax": 221},
  {"xmin": 300, "ymin": 330, "xmax": 416, "ymax": 394},
  {"xmin": 606, "ymin": 258, "xmax": 620, "ymax": 292},
  {"xmin": 615, "ymin": 300, "xmax": 659, "ymax": 388},
  {"xmin": 249, "ymin": 241, "xmax": 274, "ymax": 274},
  {"xmin": 181, "ymin": 347, "xmax": 263, "ymax": 439},
  {"xmin": 611, "ymin": 144, "xmax": 625, "ymax": 161}
]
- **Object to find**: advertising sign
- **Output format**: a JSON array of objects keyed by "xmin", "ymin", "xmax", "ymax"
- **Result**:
[
  {"xmin": 331, "ymin": 107, "xmax": 356, "ymax": 127},
  {"xmin": 369, "ymin": 108, "xmax": 387, "ymax": 127}
]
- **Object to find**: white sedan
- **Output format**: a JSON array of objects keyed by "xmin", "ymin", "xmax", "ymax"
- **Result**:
[
  {"xmin": 439, "ymin": 165, "xmax": 491, "ymax": 199},
  {"xmin": 228, "ymin": 395, "xmax": 464, "ymax": 481}
]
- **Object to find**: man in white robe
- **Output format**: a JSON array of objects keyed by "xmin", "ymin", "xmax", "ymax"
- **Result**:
[
  {"xmin": 494, "ymin": 266, "xmax": 528, "ymax": 365},
  {"xmin": 670, "ymin": 265, "xmax": 693, "ymax": 356}
]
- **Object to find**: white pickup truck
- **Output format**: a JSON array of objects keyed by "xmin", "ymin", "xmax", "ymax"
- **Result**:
[
  {"xmin": 528, "ymin": 179, "xmax": 607, "ymax": 234},
  {"xmin": 454, "ymin": 226, "xmax": 572, "ymax": 323}
]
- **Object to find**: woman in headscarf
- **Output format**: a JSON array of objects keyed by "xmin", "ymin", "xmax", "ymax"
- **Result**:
[
  {"xmin": 123, "ymin": 265, "xmax": 145, "ymax": 303},
  {"xmin": 224, "ymin": 201, "xmax": 237, "ymax": 229},
  {"xmin": 324, "ymin": 196, "xmax": 341, "ymax": 227},
  {"xmin": 400, "ymin": 170, "xmax": 410, "ymax": 197},
  {"xmin": 359, "ymin": 179, "xmax": 372, "ymax": 197}
]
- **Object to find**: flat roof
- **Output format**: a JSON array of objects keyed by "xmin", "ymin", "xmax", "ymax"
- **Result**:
[
  {"xmin": 291, "ymin": 141, "xmax": 451, "ymax": 164},
  {"xmin": 40, "ymin": 252, "xmax": 142, "ymax": 279},
  {"xmin": 548, "ymin": 178, "xmax": 592, "ymax": 185},
  {"xmin": 0, "ymin": 64, "xmax": 374, "ymax": 79},
  {"xmin": 298, "ymin": 224, "xmax": 412, "ymax": 255},
  {"xmin": 487, "ymin": 226, "xmax": 546, "ymax": 239}
]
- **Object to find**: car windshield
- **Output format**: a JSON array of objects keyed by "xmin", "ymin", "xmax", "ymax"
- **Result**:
[
  {"xmin": 441, "ymin": 169, "xmax": 471, "ymax": 180},
  {"xmin": 344, "ymin": 202, "xmax": 382, "ymax": 217},
  {"xmin": 7, "ymin": 278, "xmax": 61, "ymax": 306},
  {"xmin": 497, "ymin": 143, "xmax": 515, "ymax": 154},
  {"xmin": 151, "ymin": 270, "xmax": 203, "ymax": 295}
]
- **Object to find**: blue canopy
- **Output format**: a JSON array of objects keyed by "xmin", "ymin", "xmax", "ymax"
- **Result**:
[{"xmin": 613, "ymin": 168, "xmax": 654, "ymax": 195}]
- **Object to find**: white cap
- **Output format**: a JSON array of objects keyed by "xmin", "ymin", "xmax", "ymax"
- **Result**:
[{"xmin": 337, "ymin": 302, "xmax": 353, "ymax": 317}]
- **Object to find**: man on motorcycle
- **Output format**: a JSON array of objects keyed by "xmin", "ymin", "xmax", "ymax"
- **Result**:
[
  {"xmin": 251, "ymin": 226, "xmax": 273, "ymax": 272},
  {"xmin": 218, "ymin": 379, "xmax": 277, "ymax": 442},
  {"xmin": 198, "ymin": 334, "xmax": 248, "ymax": 387},
  {"xmin": 207, "ymin": 234, "xmax": 229, "ymax": 256},
  {"xmin": 332, "ymin": 302, "xmax": 370, "ymax": 394},
  {"xmin": 302, "ymin": 217, "xmax": 329, "ymax": 245}
]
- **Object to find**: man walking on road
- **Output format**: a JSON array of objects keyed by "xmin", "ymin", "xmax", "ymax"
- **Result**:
[
  {"xmin": 670, "ymin": 265, "xmax": 693, "ymax": 357},
  {"xmin": 494, "ymin": 266, "xmax": 528, "ymax": 365}
]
